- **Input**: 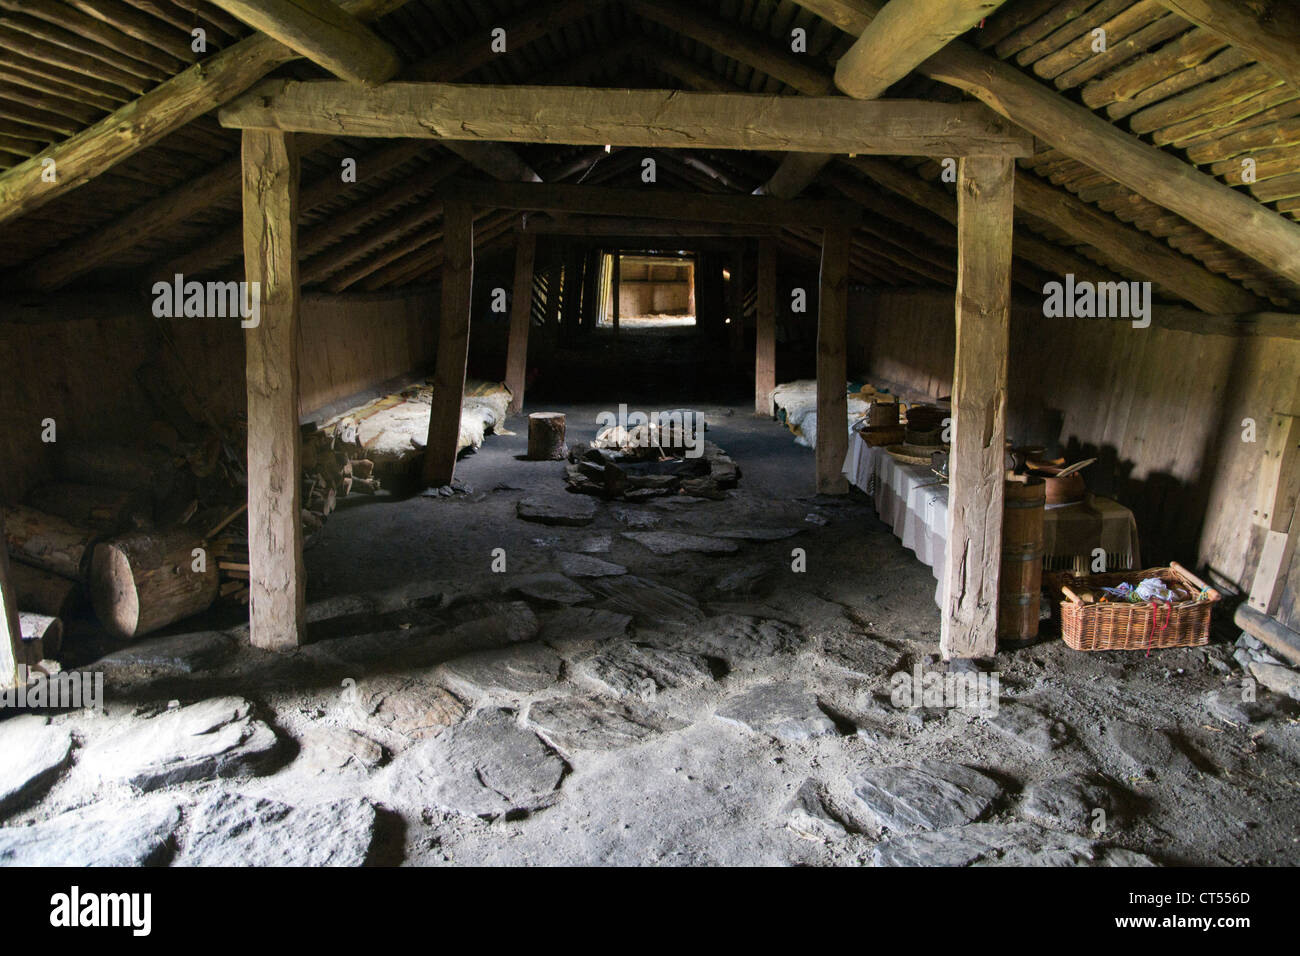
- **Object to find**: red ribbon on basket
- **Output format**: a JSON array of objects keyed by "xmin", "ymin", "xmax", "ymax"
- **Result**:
[{"xmin": 1146, "ymin": 601, "xmax": 1172, "ymax": 657}]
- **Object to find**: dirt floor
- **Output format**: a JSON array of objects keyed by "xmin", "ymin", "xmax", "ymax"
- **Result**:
[{"xmin": 2, "ymin": 334, "xmax": 1299, "ymax": 866}]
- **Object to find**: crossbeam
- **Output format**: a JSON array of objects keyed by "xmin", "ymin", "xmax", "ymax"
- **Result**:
[
  {"xmin": 436, "ymin": 178, "xmax": 860, "ymax": 227},
  {"xmin": 218, "ymin": 81, "xmax": 1034, "ymax": 157}
]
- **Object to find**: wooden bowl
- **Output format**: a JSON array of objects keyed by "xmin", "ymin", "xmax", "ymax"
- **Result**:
[{"xmin": 1027, "ymin": 462, "xmax": 1086, "ymax": 505}]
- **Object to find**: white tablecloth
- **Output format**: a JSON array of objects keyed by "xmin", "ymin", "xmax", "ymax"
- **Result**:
[{"xmin": 844, "ymin": 437, "xmax": 1140, "ymax": 607}]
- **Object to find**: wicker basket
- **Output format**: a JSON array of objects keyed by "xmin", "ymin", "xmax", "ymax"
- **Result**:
[{"xmin": 1056, "ymin": 562, "xmax": 1220, "ymax": 652}]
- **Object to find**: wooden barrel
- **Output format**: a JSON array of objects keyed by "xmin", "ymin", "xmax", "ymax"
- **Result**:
[{"xmin": 999, "ymin": 477, "xmax": 1046, "ymax": 642}]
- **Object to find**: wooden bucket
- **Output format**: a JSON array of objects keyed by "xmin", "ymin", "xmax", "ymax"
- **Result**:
[{"xmin": 999, "ymin": 477, "xmax": 1045, "ymax": 642}]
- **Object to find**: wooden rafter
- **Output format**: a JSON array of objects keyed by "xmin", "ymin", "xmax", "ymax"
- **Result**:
[
  {"xmin": 1155, "ymin": 1, "xmax": 1300, "ymax": 92},
  {"xmin": 789, "ymin": 0, "xmax": 1300, "ymax": 288},
  {"xmin": 208, "ymin": 0, "xmax": 399, "ymax": 85},
  {"xmin": 0, "ymin": 0, "xmax": 411, "ymax": 226}
]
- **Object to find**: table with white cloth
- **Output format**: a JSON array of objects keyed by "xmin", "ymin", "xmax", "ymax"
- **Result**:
[{"xmin": 844, "ymin": 436, "xmax": 1141, "ymax": 606}]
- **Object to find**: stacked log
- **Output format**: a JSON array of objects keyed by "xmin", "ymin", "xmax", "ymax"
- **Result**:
[
  {"xmin": 56, "ymin": 440, "xmax": 177, "ymax": 501},
  {"xmin": 2, "ymin": 504, "xmax": 98, "ymax": 581},
  {"xmin": 18, "ymin": 613, "xmax": 63, "ymax": 665},
  {"xmin": 89, "ymin": 528, "xmax": 219, "ymax": 639},
  {"xmin": 7, "ymin": 562, "xmax": 81, "ymax": 620},
  {"xmin": 25, "ymin": 483, "xmax": 149, "ymax": 534},
  {"xmin": 300, "ymin": 425, "xmax": 381, "ymax": 539}
]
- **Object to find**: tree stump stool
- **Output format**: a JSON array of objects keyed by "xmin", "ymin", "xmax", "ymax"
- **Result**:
[{"xmin": 527, "ymin": 412, "xmax": 567, "ymax": 461}]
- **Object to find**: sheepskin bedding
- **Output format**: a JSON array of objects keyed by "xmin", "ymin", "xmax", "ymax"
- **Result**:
[
  {"xmin": 769, "ymin": 380, "xmax": 887, "ymax": 449},
  {"xmin": 322, "ymin": 379, "xmax": 513, "ymax": 472}
]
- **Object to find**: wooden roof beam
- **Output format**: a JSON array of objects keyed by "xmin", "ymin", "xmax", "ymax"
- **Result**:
[
  {"xmin": 1155, "ymin": 1, "xmax": 1300, "ymax": 92},
  {"xmin": 790, "ymin": 0, "xmax": 1300, "ymax": 289},
  {"xmin": 219, "ymin": 81, "xmax": 1033, "ymax": 157},
  {"xmin": 428, "ymin": 177, "xmax": 861, "ymax": 227},
  {"xmin": 207, "ymin": 0, "xmax": 400, "ymax": 85},
  {"xmin": 0, "ymin": 0, "xmax": 410, "ymax": 226}
]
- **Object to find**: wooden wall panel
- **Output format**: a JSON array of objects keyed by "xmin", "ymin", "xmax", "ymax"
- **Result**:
[
  {"xmin": 848, "ymin": 288, "xmax": 1300, "ymax": 606},
  {"xmin": 0, "ymin": 287, "xmax": 438, "ymax": 505}
]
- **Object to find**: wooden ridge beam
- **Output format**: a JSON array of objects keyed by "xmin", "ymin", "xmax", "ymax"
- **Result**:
[
  {"xmin": 208, "ymin": 0, "xmax": 400, "ymax": 85},
  {"xmin": 521, "ymin": 216, "xmax": 778, "ymax": 238},
  {"xmin": 1155, "ymin": 1, "xmax": 1300, "ymax": 92},
  {"xmin": 429, "ymin": 177, "xmax": 860, "ymax": 227},
  {"xmin": 0, "ymin": 0, "xmax": 410, "ymax": 226},
  {"xmin": 219, "ymin": 81, "xmax": 1033, "ymax": 157},
  {"xmin": 790, "ymin": 0, "xmax": 1300, "ymax": 289}
]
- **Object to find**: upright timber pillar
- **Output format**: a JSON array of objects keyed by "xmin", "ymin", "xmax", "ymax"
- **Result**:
[
  {"xmin": 755, "ymin": 239, "xmax": 777, "ymax": 415},
  {"xmin": 242, "ymin": 129, "xmax": 304, "ymax": 651},
  {"xmin": 611, "ymin": 249, "xmax": 621, "ymax": 340},
  {"xmin": 728, "ymin": 247, "xmax": 746, "ymax": 353},
  {"xmin": 816, "ymin": 226, "xmax": 850, "ymax": 494},
  {"xmin": 941, "ymin": 155, "xmax": 1015, "ymax": 660},
  {"xmin": 0, "ymin": 512, "xmax": 23, "ymax": 687},
  {"xmin": 422, "ymin": 201, "xmax": 475, "ymax": 487},
  {"xmin": 504, "ymin": 229, "xmax": 536, "ymax": 414}
]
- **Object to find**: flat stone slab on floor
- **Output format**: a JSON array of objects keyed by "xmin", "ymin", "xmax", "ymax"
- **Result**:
[
  {"xmin": 510, "ymin": 573, "xmax": 595, "ymax": 606},
  {"xmin": 819, "ymin": 633, "xmax": 905, "ymax": 678},
  {"xmin": 1020, "ymin": 773, "xmax": 1119, "ymax": 835},
  {"xmin": 584, "ymin": 575, "xmax": 704, "ymax": 624},
  {"xmin": 850, "ymin": 761, "xmax": 1003, "ymax": 834},
  {"xmin": 1250, "ymin": 662, "xmax": 1300, "ymax": 701},
  {"xmin": 300, "ymin": 726, "xmax": 386, "ymax": 772},
  {"xmin": 95, "ymin": 631, "xmax": 234, "ymax": 678},
  {"xmin": 0, "ymin": 716, "xmax": 73, "ymax": 818},
  {"xmin": 177, "ymin": 793, "xmax": 377, "ymax": 867},
  {"xmin": 355, "ymin": 676, "xmax": 467, "ymax": 743},
  {"xmin": 621, "ymin": 532, "xmax": 740, "ymax": 556},
  {"xmin": 538, "ymin": 607, "xmax": 632, "ymax": 650},
  {"xmin": 443, "ymin": 600, "xmax": 540, "ymax": 647},
  {"xmin": 0, "ymin": 796, "xmax": 182, "ymax": 866},
  {"xmin": 525, "ymin": 695, "xmax": 687, "ymax": 753},
  {"xmin": 870, "ymin": 822, "xmax": 1151, "ymax": 867},
  {"xmin": 82, "ymin": 697, "xmax": 279, "ymax": 792},
  {"xmin": 784, "ymin": 778, "xmax": 850, "ymax": 841},
  {"xmin": 672, "ymin": 614, "xmax": 803, "ymax": 662},
  {"xmin": 715, "ymin": 682, "xmax": 836, "ymax": 742},
  {"xmin": 1202, "ymin": 686, "xmax": 1292, "ymax": 726},
  {"xmin": 555, "ymin": 552, "xmax": 627, "ymax": 578},
  {"xmin": 712, "ymin": 528, "xmax": 801, "ymax": 541},
  {"xmin": 438, "ymin": 644, "xmax": 563, "ymax": 701},
  {"xmin": 1103, "ymin": 719, "xmax": 1191, "ymax": 776},
  {"xmin": 574, "ymin": 642, "xmax": 714, "ymax": 701},
  {"xmin": 375, "ymin": 708, "xmax": 566, "ymax": 819},
  {"xmin": 517, "ymin": 496, "xmax": 598, "ymax": 526},
  {"xmin": 986, "ymin": 701, "xmax": 1070, "ymax": 754}
]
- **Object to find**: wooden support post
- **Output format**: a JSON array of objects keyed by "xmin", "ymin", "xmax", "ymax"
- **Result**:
[
  {"xmin": 755, "ymin": 238, "xmax": 777, "ymax": 415},
  {"xmin": 0, "ymin": 512, "xmax": 23, "ymax": 688},
  {"xmin": 941, "ymin": 155, "xmax": 1015, "ymax": 661},
  {"xmin": 505, "ymin": 230, "xmax": 536, "ymax": 414},
  {"xmin": 687, "ymin": 258, "xmax": 697, "ymax": 317},
  {"xmin": 816, "ymin": 227, "xmax": 850, "ymax": 495},
  {"xmin": 581, "ymin": 248, "xmax": 600, "ymax": 332},
  {"xmin": 728, "ymin": 247, "xmax": 746, "ymax": 353},
  {"xmin": 422, "ymin": 201, "xmax": 475, "ymax": 486},
  {"xmin": 611, "ymin": 249, "xmax": 621, "ymax": 339},
  {"xmin": 242, "ymin": 128, "xmax": 304, "ymax": 651}
]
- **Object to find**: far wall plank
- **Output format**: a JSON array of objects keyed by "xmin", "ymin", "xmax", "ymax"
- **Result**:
[
  {"xmin": 0, "ymin": 511, "xmax": 23, "ymax": 688},
  {"xmin": 942, "ymin": 155, "xmax": 1015, "ymax": 660},
  {"xmin": 242, "ymin": 128, "xmax": 305, "ymax": 651}
]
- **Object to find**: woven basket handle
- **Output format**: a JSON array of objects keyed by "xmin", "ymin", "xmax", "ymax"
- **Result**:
[
  {"xmin": 1169, "ymin": 561, "xmax": 1220, "ymax": 601},
  {"xmin": 1061, "ymin": 586, "xmax": 1083, "ymax": 604}
]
